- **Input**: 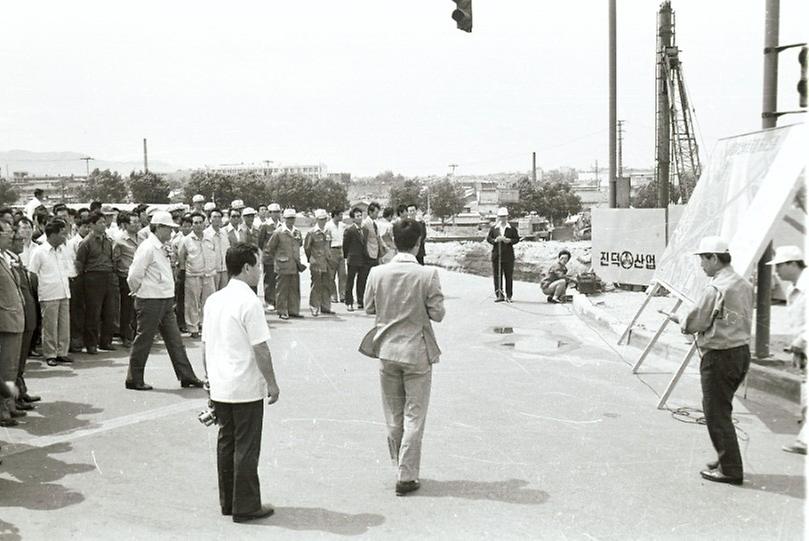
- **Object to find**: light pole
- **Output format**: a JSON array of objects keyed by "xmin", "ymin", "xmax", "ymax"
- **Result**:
[{"xmin": 80, "ymin": 156, "xmax": 94, "ymax": 176}]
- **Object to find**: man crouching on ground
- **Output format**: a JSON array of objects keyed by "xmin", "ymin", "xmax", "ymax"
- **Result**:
[
  {"xmin": 203, "ymin": 242, "xmax": 280, "ymax": 522},
  {"xmin": 359, "ymin": 218, "xmax": 445, "ymax": 496}
]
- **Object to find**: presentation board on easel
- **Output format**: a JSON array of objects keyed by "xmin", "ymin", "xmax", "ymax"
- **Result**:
[{"xmin": 616, "ymin": 122, "xmax": 807, "ymax": 409}]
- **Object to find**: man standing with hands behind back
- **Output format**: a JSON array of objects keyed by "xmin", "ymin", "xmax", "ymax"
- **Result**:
[
  {"xmin": 360, "ymin": 218, "xmax": 445, "ymax": 496},
  {"xmin": 203, "ymin": 242, "xmax": 279, "ymax": 523}
]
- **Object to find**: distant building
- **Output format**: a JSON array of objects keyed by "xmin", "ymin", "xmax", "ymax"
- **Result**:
[
  {"xmin": 10, "ymin": 172, "xmax": 86, "ymax": 206},
  {"xmin": 204, "ymin": 162, "xmax": 327, "ymax": 180}
]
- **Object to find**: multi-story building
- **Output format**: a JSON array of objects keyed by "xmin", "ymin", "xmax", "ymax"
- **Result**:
[{"xmin": 204, "ymin": 161, "xmax": 328, "ymax": 180}]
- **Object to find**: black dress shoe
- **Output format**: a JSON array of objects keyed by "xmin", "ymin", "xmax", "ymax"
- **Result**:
[
  {"xmin": 232, "ymin": 505, "xmax": 274, "ymax": 523},
  {"xmin": 46, "ymin": 358, "xmax": 59, "ymax": 367},
  {"xmin": 58, "ymin": 356, "xmax": 74, "ymax": 364},
  {"xmin": 700, "ymin": 469, "xmax": 742, "ymax": 485},
  {"xmin": 125, "ymin": 381, "xmax": 154, "ymax": 391},
  {"xmin": 494, "ymin": 297, "xmax": 505, "ymax": 303},
  {"xmin": 289, "ymin": 314, "xmax": 304, "ymax": 318},
  {"xmin": 98, "ymin": 344, "xmax": 116, "ymax": 351},
  {"xmin": 0, "ymin": 418, "xmax": 19, "ymax": 427},
  {"xmin": 395, "ymin": 480, "xmax": 420, "ymax": 496},
  {"xmin": 180, "ymin": 379, "xmax": 204, "ymax": 389},
  {"xmin": 15, "ymin": 401, "xmax": 34, "ymax": 411},
  {"xmin": 86, "ymin": 346, "xmax": 98, "ymax": 355},
  {"xmin": 22, "ymin": 393, "xmax": 41, "ymax": 403}
]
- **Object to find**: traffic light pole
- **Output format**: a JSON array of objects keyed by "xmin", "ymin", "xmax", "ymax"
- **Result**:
[{"xmin": 756, "ymin": 0, "xmax": 779, "ymax": 359}]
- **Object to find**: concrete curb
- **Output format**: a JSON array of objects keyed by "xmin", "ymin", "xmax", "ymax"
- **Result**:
[{"xmin": 570, "ymin": 292, "xmax": 801, "ymax": 404}]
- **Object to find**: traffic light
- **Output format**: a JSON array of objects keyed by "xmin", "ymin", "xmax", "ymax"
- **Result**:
[
  {"xmin": 799, "ymin": 46, "xmax": 807, "ymax": 108},
  {"xmin": 452, "ymin": 0, "xmax": 472, "ymax": 33}
]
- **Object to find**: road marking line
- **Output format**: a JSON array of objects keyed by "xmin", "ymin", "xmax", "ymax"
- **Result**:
[{"xmin": 0, "ymin": 399, "xmax": 206, "ymax": 458}]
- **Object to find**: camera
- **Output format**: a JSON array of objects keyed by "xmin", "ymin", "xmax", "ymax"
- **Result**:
[{"xmin": 198, "ymin": 403, "xmax": 218, "ymax": 427}]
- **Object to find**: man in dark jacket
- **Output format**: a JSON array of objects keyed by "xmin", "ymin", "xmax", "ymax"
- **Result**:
[
  {"xmin": 406, "ymin": 204, "xmax": 427, "ymax": 265},
  {"xmin": 342, "ymin": 207, "xmax": 368, "ymax": 312},
  {"xmin": 486, "ymin": 207, "xmax": 520, "ymax": 303}
]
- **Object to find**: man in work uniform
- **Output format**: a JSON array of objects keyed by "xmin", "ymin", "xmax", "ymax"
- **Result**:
[
  {"xmin": 304, "ymin": 209, "xmax": 332, "ymax": 316},
  {"xmin": 204, "ymin": 209, "xmax": 230, "ymax": 290},
  {"xmin": 665, "ymin": 236, "xmax": 753, "ymax": 485},
  {"xmin": 258, "ymin": 203, "xmax": 282, "ymax": 308},
  {"xmin": 191, "ymin": 194, "xmax": 206, "ymax": 214},
  {"xmin": 265, "ymin": 209, "xmax": 304, "ymax": 320}
]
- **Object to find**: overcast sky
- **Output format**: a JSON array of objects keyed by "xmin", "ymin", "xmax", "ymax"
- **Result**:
[{"xmin": 1, "ymin": 1, "xmax": 805, "ymax": 177}]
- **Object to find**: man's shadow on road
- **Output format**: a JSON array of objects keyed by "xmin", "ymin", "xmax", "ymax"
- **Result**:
[
  {"xmin": 413, "ymin": 478, "xmax": 549, "ymax": 505},
  {"xmin": 740, "ymin": 473, "xmax": 805, "ymax": 499},
  {"xmin": 245, "ymin": 507, "xmax": 385, "ymax": 535}
]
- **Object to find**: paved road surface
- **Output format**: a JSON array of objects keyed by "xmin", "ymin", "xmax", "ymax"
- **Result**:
[{"xmin": 0, "ymin": 269, "xmax": 804, "ymax": 540}]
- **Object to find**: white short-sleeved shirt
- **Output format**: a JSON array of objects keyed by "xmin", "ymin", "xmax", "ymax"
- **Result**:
[
  {"xmin": 28, "ymin": 243, "xmax": 71, "ymax": 302},
  {"xmin": 203, "ymin": 278, "xmax": 272, "ymax": 402}
]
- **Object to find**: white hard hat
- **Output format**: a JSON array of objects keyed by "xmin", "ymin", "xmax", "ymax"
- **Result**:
[
  {"xmin": 496, "ymin": 207, "xmax": 509, "ymax": 217},
  {"xmin": 268, "ymin": 203, "xmax": 281, "ymax": 212},
  {"xmin": 314, "ymin": 209, "xmax": 328, "ymax": 219},
  {"xmin": 283, "ymin": 208, "xmax": 296, "ymax": 218},
  {"xmin": 242, "ymin": 207, "xmax": 257, "ymax": 216},
  {"xmin": 150, "ymin": 210, "xmax": 179, "ymax": 228},
  {"xmin": 766, "ymin": 245, "xmax": 804, "ymax": 266},
  {"xmin": 693, "ymin": 236, "xmax": 729, "ymax": 255},
  {"xmin": 203, "ymin": 202, "xmax": 216, "ymax": 211},
  {"xmin": 146, "ymin": 206, "xmax": 160, "ymax": 216},
  {"xmin": 231, "ymin": 199, "xmax": 244, "ymax": 209},
  {"xmin": 192, "ymin": 194, "xmax": 205, "ymax": 203}
]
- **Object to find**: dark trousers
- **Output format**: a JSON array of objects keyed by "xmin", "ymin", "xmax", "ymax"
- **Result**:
[
  {"xmin": 492, "ymin": 258, "xmax": 515, "ymax": 299},
  {"xmin": 346, "ymin": 264, "xmax": 370, "ymax": 307},
  {"xmin": 118, "ymin": 275, "xmax": 136, "ymax": 343},
  {"xmin": 69, "ymin": 277, "xmax": 84, "ymax": 350},
  {"xmin": 83, "ymin": 271, "xmax": 118, "ymax": 349},
  {"xmin": 30, "ymin": 299, "xmax": 42, "ymax": 353},
  {"xmin": 127, "ymin": 297, "xmax": 197, "ymax": 385},
  {"xmin": 17, "ymin": 329, "xmax": 34, "ymax": 395},
  {"xmin": 175, "ymin": 272, "xmax": 186, "ymax": 331},
  {"xmin": 213, "ymin": 399, "xmax": 264, "ymax": 516},
  {"xmin": 263, "ymin": 257, "xmax": 276, "ymax": 305},
  {"xmin": 700, "ymin": 345, "xmax": 750, "ymax": 478}
]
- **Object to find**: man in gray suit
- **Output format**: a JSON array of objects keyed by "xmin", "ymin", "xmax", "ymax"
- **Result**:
[{"xmin": 359, "ymin": 218, "xmax": 445, "ymax": 496}]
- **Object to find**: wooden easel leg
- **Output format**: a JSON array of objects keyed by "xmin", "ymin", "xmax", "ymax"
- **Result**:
[
  {"xmin": 657, "ymin": 344, "xmax": 698, "ymax": 410},
  {"xmin": 618, "ymin": 282, "xmax": 659, "ymax": 346},
  {"xmin": 632, "ymin": 298, "xmax": 682, "ymax": 373}
]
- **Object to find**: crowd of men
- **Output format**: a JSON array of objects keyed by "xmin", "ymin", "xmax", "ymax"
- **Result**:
[{"xmin": 0, "ymin": 188, "xmax": 429, "ymax": 422}]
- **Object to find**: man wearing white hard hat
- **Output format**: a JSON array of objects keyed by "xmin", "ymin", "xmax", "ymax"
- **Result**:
[
  {"xmin": 486, "ymin": 207, "xmax": 520, "ymax": 303},
  {"xmin": 258, "ymin": 203, "xmax": 283, "ymax": 308},
  {"xmin": 766, "ymin": 245, "xmax": 807, "ymax": 455},
  {"xmin": 125, "ymin": 210, "xmax": 204, "ymax": 391},
  {"xmin": 241, "ymin": 208, "xmax": 259, "ymax": 248},
  {"xmin": 304, "ymin": 210, "xmax": 332, "ymax": 316},
  {"xmin": 230, "ymin": 199, "xmax": 245, "ymax": 212},
  {"xmin": 265, "ymin": 209, "xmax": 304, "ymax": 319},
  {"xmin": 192, "ymin": 194, "xmax": 206, "ymax": 214},
  {"xmin": 662, "ymin": 236, "xmax": 753, "ymax": 485}
]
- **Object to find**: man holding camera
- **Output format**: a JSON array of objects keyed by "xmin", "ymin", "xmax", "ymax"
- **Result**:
[{"xmin": 203, "ymin": 242, "xmax": 279, "ymax": 523}]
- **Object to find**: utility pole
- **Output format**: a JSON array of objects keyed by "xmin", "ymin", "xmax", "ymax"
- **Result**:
[
  {"xmin": 656, "ymin": 2, "xmax": 673, "ymax": 242},
  {"xmin": 608, "ymin": 0, "xmax": 617, "ymax": 208},
  {"xmin": 448, "ymin": 163, "xmax": 458, "ymax": 176},
  {"xmin": 756, "ymin": 0, "xmax": 780, "ymax": 359},
  {"xmin": 80, "ymin": 156, "xmax": 94, "ymax": 176},
  {"xmin": 617, "ymin": 120, "xmax": 625, "ymax": 180},
  {"xmin": 531, "ymin": 152, "xmax": 537, "ymax": 182},
  {"xmin": 594, "ymin": 160, "xmax": 599, "ymax": 188},
  {"xmin": 143, "ymin": 138, "xmax": 149, "ymax": 173}
]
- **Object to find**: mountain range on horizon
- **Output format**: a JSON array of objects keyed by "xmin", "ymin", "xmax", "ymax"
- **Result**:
[{"xmin": 0, "ymin": 149, "xmax": 183, "ymax": 178}]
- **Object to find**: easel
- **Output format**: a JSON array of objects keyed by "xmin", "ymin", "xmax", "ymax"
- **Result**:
[{"xmin": 618, "ymin": 279, "xmax": 694, "ymax": 409}]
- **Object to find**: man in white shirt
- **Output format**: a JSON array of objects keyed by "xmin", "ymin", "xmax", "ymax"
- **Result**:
[
  {"xmin": 204, "ymin": 209, "xmax": 231, "ymax": 290},
  {"xmin": 325, "ymin": 209, "xmax": 347, "ymax": 303},
  {"xmin": 125, "ymin": 211, "xmax": 203, "ymax": 391},
  {"xmin": 24, "ymin": 189, "xmax": 44, "ymax": 220},
  {"xmin": 27, "ymin": 219, "xmax": 72, "ymax": 367},
  {"xmin": 203, "ymin": 242, "xmax": 278, "ymax": 523},
  {"xmin": 767, "ymin": 246, "xmax": 808, "ymax": 455}
]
